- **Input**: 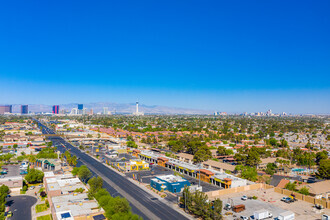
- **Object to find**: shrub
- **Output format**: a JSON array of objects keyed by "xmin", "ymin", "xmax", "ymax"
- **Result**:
[
  {"xmin": 45, "ymin": 199, "xmax": 49, "ymax": 208},
  {"xmin": 252, "ymin": 196, "xmax": 258, "ymax": 200},
  {"xmin": 40, "ymin": 191, "xmax": 47, "ymax": 197}
]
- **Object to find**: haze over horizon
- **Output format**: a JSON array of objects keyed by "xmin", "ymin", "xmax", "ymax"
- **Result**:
[{"xmin": 1, "ymin": 0, "xmax": 329, "ymax": 114}]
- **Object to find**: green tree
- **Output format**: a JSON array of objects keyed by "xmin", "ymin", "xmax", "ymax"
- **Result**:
[
  {"xmin": 127, "ymin": 136, "xmax": 134, "ymax": 141},
  {"xmin": 235, "ymin": 165, "xmax": 258, "ymax": 181},
  {"xmin": 105, "ymin": 196, "xmax": 131, "ymax": 219},
  {"xmin": 25, "ymin": 169, "xmax": 44, "ymax": 183},
  {"xmin": 316, "ymin": 151, "xmax": 328, "ymax": 165},
  {"xmin": 269, "ymin": 138, "xmax": 277, "ymax": 146},
  {"xmin": 265, "ymin": 163, "xmax": 277, "ymax": 175},
  {"xmin": 217, "ymin": 146, "xmax": 233, "ymax": 156},
  {"xmin": 88, "ymin": 176, "xmax": 103, "ymax": 199},
  {"xmin": 234, "ymin": 152, "xmax": 247, "ymax": 165},
  {"xmin": 126, "ymin": 141, "xmax": 138, "ymax": 149},
  {"xmin": 246, "ymin": 150, "xmax": 261, "ymax": 167},
  {"xmin": 212, "ymin": 198, "xmax": 223, "ymax": 220},
  {"xmin": 72, "ymin": 167, "xmax": 80, "ymax": 176},
  {"xmin": 77, "ymin": 165, "xmax": 92, "ymax": 183},
  {"xmin": 193, "ymin": 146, "xmax": 212, "ymax": 164},
  {"xmin": 285, "ymin": 182, "xmax": 297, "ymax": 191},
  {"xmin": 298, "ymin": 187, "xmax": 309, "ymax": 195},
  {"xmin": 316, "ymin": 159, "xmax": 330, "ymax": 179}
]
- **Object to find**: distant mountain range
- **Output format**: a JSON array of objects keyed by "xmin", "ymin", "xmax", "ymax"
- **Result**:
[{"xmin": 9, "ymin": 102, "xmax": 212, "ymax": 115}]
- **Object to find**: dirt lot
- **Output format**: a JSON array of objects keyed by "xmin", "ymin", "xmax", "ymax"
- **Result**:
[{"xmin": 220, "ymin": 188, "xmax": 330, "ymax": 220}]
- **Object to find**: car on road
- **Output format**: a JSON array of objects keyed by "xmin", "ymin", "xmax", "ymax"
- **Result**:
[
  {"xmin": 240, "ymin": 216, "xmax": 249, "ymax": 220},
  {"xmin": 241, "ymin": 195, "xmax": 247, "ymax": 200}
]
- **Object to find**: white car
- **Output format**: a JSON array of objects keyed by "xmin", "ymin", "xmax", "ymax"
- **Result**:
[
  {"xmin": 241, "ymin": 195, "xmax": 247, "ymax": 200},
  {"xmin": 240, "ymin": 216, "xmax": 249, "ymax": 220}
]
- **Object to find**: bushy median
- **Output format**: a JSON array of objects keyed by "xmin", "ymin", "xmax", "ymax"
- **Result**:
[{"xmin": 88, "ymin": 176, "xmax": 142, "ymax": 220}]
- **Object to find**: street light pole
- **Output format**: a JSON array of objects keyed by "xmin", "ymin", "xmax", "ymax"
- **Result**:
[
  {"xmin": 184, "ymin": 191, "xmax": 186, "ymax": 212},
  {"xmin": 199, "ymin": 163, "xmax": 201, "ymax": 187}
]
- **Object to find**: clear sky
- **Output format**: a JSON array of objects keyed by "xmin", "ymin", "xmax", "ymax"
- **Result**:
[{"xmin": 0, "ymin": 0, "xmax": 329, "ymax": 114}]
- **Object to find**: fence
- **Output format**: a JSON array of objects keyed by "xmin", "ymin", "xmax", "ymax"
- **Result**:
[
  {"xmin": 207, "ymin": 184, "xmax": 330, "ymax": 209},
  {"xmin": 206, "ymin": 183, "xmax": 269, "ymax": 199},
  {"xmin": 274, "ymin": 187, "xmax": 330, "ymax": 209}
]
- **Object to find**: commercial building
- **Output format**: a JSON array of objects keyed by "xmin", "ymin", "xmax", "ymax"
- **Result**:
[
  {"xmin": 43, "ymin": 171, "xmax": 105, "ymax": 220},
  {"xmin": 0, "ymin": 105, "xmax": 12, "ymax": 114},
  {"xmin": 35, "ymin": 159, "xmax": 62, "ymax": 171},
  {"xmin": 0, "ymin": 176, "xmax": 23, "ymax": 192},
  {"xmin": 150, "ymin": 175, "xmax": 190, "ymax": 193},
  {"xmin": 51, "ymin": 193, "xmax": 104, "ymax": 220},
  {"xmin": 210, "ymin": 173, "xmax": 247, "ymax": 188},
  {"xmin": 52, "ymin": 105, "xmax": 60, "ymax": 114},
  {"xmin": 125, "ymin": 159, "xmax": 149, "ymax": 171},
  {"xmin": 21, "ymin": 105, "xmax": 28, "ymax": 114},
  {"xmin": 138, "ymin": 150, "xmax": 247, "ymax": 189}
]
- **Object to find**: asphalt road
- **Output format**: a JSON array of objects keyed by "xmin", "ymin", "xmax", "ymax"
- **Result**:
[
  {"xmin": 6, "ymin": 195, "xmax": 37, "ymax": 220},
  {"xmin": 36, "ymin": 120, "xmax": 189, "ymax": 220}
]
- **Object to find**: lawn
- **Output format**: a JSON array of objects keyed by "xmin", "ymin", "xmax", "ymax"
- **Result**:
[
  {"xmin": 36, "ymin": 203, "xmax": 48, "ymax": 213},
  {"xmin": 37, "ymin": 214, "xmax": 52, "ymax": 220}
]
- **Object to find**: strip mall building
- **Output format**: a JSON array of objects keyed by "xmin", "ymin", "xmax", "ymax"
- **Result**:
[{"xmin": 137, "ymin": 150, "xmax": 247, "ymax": 189}]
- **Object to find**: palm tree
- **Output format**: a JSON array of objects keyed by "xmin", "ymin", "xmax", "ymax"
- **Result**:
[{"xmin": 71, "ymin": 155, "xmax": 78, "ymax": 167}]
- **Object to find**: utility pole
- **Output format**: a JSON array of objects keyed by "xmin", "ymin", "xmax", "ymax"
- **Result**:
[
  {"xmin": 199, "ymin": 163, "xmax": 201, "ymax": 187},
  {"xmin": 184, "ymin": 191, "xmax": 186, "ymax": 212}
]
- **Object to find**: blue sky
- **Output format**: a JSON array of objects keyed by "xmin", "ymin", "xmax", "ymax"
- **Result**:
[{"xmin": 0, "ymin": 0, "xmax": 329, "ymax": 114}]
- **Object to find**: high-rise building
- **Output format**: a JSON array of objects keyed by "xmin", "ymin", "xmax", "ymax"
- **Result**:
[
  {"xmin": 77, "ymin": 104, "xmax": 84, "ymax": 115},
  {"xmin": 52, "ymin": 105, "xmax": 59, "ymax": 114},
  {"xmin": 103, "ymin": 107, "xmax": 109, "ymax": 115},
  {"xmin": 21, "ymin": 105, "xmax": 28, "ymax": 114},
  {"xmin": 136, "ymin": 101, "xmax": 139, "ymax": 114},
  {"xmin": 0, "ymin": 105, "xmax": 12, "ymax": 114}
]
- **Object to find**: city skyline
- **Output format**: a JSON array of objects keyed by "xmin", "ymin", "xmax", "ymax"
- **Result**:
[
  {"xmin": 0, "ymin": 0, "xmax": 329, "ymax": 114},
  {"xmin": 0, "ymin": 102, "xmax": 327, "ymax": 115}
]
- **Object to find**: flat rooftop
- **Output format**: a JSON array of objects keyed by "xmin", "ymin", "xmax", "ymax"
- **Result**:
[
  {"xmin": 157, "ymin": 174, "xmax": 188, "ymax": 183},
  {"xmin": 52, "ymin": 193, "xmax": 103, "ymax": 217}
]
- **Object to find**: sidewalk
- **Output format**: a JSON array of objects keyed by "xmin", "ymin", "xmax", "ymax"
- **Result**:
[{"xmin": 31, "ymin": 196, "xmax": 51, "ymax": 220}]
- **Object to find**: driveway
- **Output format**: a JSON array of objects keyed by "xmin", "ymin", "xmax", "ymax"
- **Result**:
[{"xmin": 6, "ymin": 195, "xmax": 37, "ymax": 220}]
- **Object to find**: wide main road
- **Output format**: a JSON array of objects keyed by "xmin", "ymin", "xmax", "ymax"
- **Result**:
[{"xmin": 35, "ymin": 119, "xmax": 189, "ymax": 220}]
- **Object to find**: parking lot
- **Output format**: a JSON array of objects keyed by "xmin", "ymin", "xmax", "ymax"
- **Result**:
[
  {"xmin": 126, "ymin": 164, "xmax": 220, "ymax": 193},
  {"xmin": 2, "ymin": 165, "xmax": 20, "ymax": 177},
  {"xmin": 220, "ymin": 188, "xmax": 330, "ymax": 220},
  {"xmin": 222, "ymin": 195, "xmax": 286, "ymax": 220}
]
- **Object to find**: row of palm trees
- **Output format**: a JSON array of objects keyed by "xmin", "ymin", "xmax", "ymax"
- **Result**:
[{"xmin": 60, "ymin": 151, "xmax": 78, "ymax": 167}]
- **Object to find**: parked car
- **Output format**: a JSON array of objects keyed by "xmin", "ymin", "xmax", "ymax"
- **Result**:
[
  {"xmin": 283, "ymin": 197, "xmax": 294, "ymax": 203},
  {"xmin": 281, "ymin": 197, "xmax": 288, "ymax": 202},
  {"xmin": 241, "ymin": 195, "xmax": 247, "ymax": 201},
  {"xmin": 20, "ymin": 170, "xmax": 28, "ymax": 175},
  {"xmin": 30, "ymin": 186, "xmax": 35, "ymax": 190},
  {"xmin": 224, "ymin": 203, "xmax": 232, "ymax": 210},
  {"xmin": 240, "ymin": 216, "xmax": 250, "ymax": 220}
]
